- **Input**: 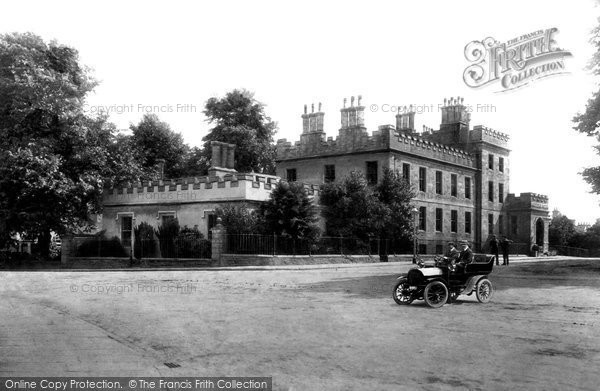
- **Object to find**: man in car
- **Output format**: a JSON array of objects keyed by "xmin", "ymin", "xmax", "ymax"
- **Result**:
[
  {"xmin": 446, "ymin": 242, "xmax": 460, "ymax": 261},
  {"xmin": 455, "ymin": 240, "xmax": 473, "ymax": 273}
]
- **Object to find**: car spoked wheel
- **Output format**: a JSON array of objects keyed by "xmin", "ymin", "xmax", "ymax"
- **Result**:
[
  {"xmin": 392, "ymin": 278, "xmax": 413, "ymax": 305},
  {"xmin": 476, "ymin": 278, "xmax": 493, "ymax": 303},
  {"xmin": 423, "ymin": 281, "xmax": 448, "ymax": 308}
]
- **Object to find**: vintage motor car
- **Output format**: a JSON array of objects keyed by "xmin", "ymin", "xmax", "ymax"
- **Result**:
[{"xmin": 392, "ymin": 254, "xmax": 495, "ymax": 308}]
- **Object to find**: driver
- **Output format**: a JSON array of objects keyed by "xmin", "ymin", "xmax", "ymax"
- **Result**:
[
  {"xmin": 446, "ymin": 242, "xmax": 460, "ymax": 261},
  {"xmin": 445, "ymin": 242, "xmax": 460, "ymax": 271}
]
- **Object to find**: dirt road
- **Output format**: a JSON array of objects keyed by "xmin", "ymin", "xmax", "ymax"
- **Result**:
[{"xmin": 1, "ymin": 259, "xmax": 598, "ymax": 390}]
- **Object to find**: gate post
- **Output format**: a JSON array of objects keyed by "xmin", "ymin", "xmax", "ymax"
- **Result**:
[
  {"xmin": 61, "ymin": 235, "xmax": 74, "ymax": 268},
  {"xmin": 211, "ymin": 217, "xmax": 227, "ymax": 266}
]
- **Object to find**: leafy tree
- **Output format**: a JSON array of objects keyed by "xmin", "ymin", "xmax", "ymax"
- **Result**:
[
  {"xmin": 573, "ymin": 19, "xmax": 600, "ymax": 193},
  {"xmin": 320, "ymin": 169, "xmax": 414, "ymax": 242},
  {"xmin": 215, "ymin": 204, "xmax": 261, "ymax": 235},
  {"xmin": 261, "ymin": 181, "xmax": 320, "ymax": 240},
  {"xmin": 375, "ymin": 168, "xmax": 416, "ymax": 240},
  {"xmin": 570, "ymin": 218, "xmax": 600, "ymax": 251},
  {"xmin": 130, "ymin": 114, "xmax": 189, "ymax": 179},
  {"xmin": 134, "ymin": 221, "xmax": 156, "ymax": 259},
  {"xmin": 0, "ymin": 33, "xmax": 123, "ymax": 257},
  {"xmin": 203, "ymin": 89, "xmax": 277, "ymax": 173},
  {"xmin": 85, "ymin": 115, "xmax": 146, "ymax": 188},
  {"xmin": 548, "ymin": 212, "xmax": 577, "ymax": 247},
  {"xmin": 182, "ymin": 146, "xmax": 210, "ymax": 177},
  {"xmin": 154, "ymin": 217, "xmax": 180, "ymax": 258},
  {"xmin": 320, "ymin": 171, "xmax": 380, "ymax": 239}
]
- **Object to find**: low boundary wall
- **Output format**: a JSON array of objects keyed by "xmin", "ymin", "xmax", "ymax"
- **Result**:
[{"xmin": 218, "ymin": 254, "xmax": 413, "ymax": 266}]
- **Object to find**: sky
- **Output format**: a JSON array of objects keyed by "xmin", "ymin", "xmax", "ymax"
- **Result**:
[{"xmin": 1, "ymin": 0, "xmax": 600, "ymax": 223}]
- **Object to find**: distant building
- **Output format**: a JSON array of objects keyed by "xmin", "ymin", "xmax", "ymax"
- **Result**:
[
  {"xmin": 276, "ymin": 96, "xmax": 550, "ymax": 254},
  {"xmin": 575, "ymin": 222, "xmax": 591, "ymax": 233}
]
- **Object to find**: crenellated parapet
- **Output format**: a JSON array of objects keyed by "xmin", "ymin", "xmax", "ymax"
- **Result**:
[
  {"xmin": 104, "ymin": 173, "xmax": 321, "ymax": 206},
  {"xmin": 276, "ymin": 125, "xmax": 391, "ymax": 160},
  {"xmin": 471, "ymin": 125, "xmax": 510, "ymax": 149},
  {"xmin": 391, "ymin": 132, "xmax": 474, "ymax": 168},
  {"xmin": 105, "ymin": 174, "xmax": 278, "ymax": 206},
  {"xmin": 505, "ymin": 192, "xmax": 549, "ymax": 211},
  {"xmin": 277, "ymin": 95, "xmax": 506, "ymax": 168}
]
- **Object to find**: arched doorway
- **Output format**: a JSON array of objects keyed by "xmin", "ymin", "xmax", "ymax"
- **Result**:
[{"xmin": 535, "ymin": 218, "xmax": 544, "ymax": 246}]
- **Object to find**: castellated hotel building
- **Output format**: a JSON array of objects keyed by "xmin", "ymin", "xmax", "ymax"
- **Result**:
[
  {"xmin": 276, "ymin": 96, "xmax": 549, "ymax": 254},
  {"xmin": 99, "ymin": 96, "xmax": 549, "ymax": 256}
]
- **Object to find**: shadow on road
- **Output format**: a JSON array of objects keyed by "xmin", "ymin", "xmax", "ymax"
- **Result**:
[
  {"xmin": 293, "ymin": 273, "xmax": 401, "ymax": 299},
  {"xmin": 291, "ymin": 260, "xmax": 600, "ymax": 300}
]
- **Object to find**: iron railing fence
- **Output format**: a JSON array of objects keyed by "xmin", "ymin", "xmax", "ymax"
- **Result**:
[
  {"xmin": 226, "ymin": 234, "xmax": 423, "ymax": 256},
  {"xmin": 224, "ymin": 235, "xmax": 538, "ymax": 257},
  {"xmin": 73, "ymin": 236, "xmax": 211, "ymax": 259},
  {"xmin": 549, "ymin": 245, "xmax": 592, "ymax": 257}
]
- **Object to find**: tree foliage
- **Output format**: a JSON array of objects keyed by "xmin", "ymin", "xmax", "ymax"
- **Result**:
[
  {"xmin": 573, "ymin": 19, "xmax": 600, "ymax": 193},
  {"xmin": 0, "ymin": 33, "xmax": 150, "ymax": 256},
  {"xmin": 130, "ymin": 114, "xmax": 189, "ymax": 179},
  {"xmin": 0, "ymin": 33, "xmax": 138, "ymax": 255},
  {"xmin": 548, "ymin": 211, "xmax": 600, "ymax": 252},
  {"xmin": 570, "ymin": 219, "xmax": 600, "ymax": 250},
  {"xmin": 203, "ymin": 89, "xmax": 277, "ymax": 173},
  {"xmin": 375, "ymin": 168, "xmax": 416, "ymax": 239},
  {"xmin": 260, "ymin": 181, "xmax": 320, "ymax": 240},
  {"xmin": 320, "ymin": 169, "xmax": 415, "ymax": 241},
  {"xmin": 215, "ymin": 204, "xmax": 262, "ymax": 235},
  {"xmin": 548, "ymin": 212, "xmax": 577, "ymax": 247}
]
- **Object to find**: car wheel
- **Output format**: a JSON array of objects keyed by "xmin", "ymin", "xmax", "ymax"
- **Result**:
[
  {"xmin": 392, "ymin": 278, "xmax": 413, "ymax": 305},
  {"xmin": 423, "ymin": 281, "xmax": 448, "ymax": 308},
  {"xmin": 476, "ymin": 278, "xmax": 493, "ymax": 303}
]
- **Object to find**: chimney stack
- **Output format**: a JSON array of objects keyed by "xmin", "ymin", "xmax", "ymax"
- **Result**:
[
  {"xmin": 156, "ymin": 159, "xmax": 166, "ymax": 180},
  {"xmin": 395, "ymin": 105, "xmax": 416, "ymax": 133},
  {"xmin": 208, "ymin": 141, "xmax": 237, "ymax": 177},
  {"xmin": 302, "ymin": 102, "xmax": 325, "ymax": 134},
  {"xmin": 440, "ymin": 95, "xmax": 470, "ymax": 126},
  {"xmin": 340, "ymin": 95, "xmax": 365, "ymax": 129}
]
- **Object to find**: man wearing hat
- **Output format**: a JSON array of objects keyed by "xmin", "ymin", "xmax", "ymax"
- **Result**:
[
  {"xmin": 446, "ymin": 242, "xmax": 460, "ymax": 261},
  {"xmin": 457, "ymin": 240, "xmax": 473, "ymax": 270},
  {"xmin": 490, "ymin": 235, "xmax": 500, "ymax": 266}
]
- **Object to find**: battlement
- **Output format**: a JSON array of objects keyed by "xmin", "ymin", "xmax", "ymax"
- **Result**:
[
  {"xmin": 506, "ymin": 192, "xmax": 549, "ymax": 211},
  {"xmin": 471, "ymin": 125, "xmax": 510, "ymax": 148},
  {"xmin": 104, "ymin": 173, "xmax": 320, "ymax": 206},
  {"xmin": 391, "ymin": 131, "xmax": 474, "ymax": 167},
  {"xmin": 276, "ymin": 126, "xmax": 389, "ymax": 160},
  {"xmin": 277, "ymin": 96, "xmax": 508, "ymax": 168},
  {"xmin": 278, "ymin": 126, "xmax": 474, "ymax": 168}
]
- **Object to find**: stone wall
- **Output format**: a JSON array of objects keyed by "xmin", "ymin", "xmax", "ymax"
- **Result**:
[
  {"xmin": 65, "ymin": 257, "xmax": 213, "ymax": 269},
  {"xmin": 219, "ymin": 254, "xmax": 413, "ymax": 266}
]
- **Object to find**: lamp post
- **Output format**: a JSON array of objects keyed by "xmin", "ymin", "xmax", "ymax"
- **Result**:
[{"xmin": 411, "ymin": 207, "xmax": 419, "ymax": 264}]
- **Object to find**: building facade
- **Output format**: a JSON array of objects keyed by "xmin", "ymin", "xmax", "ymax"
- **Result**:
[
  {"xmin": 276, "ymin": 96, "xmax": 549, "ymax": 254},
  {"xmin": 98, "ymin": 142, "xmax": 320, "ymax": 251}
]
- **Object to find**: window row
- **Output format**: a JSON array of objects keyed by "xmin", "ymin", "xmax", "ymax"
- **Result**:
[
  {"xmin": 488, "ymin": 181, "xmax": 505, "ymax": 203},
  {"xmin": 286, "ymin": 161, "xmax": 380, "ymax": 184},
  {"xmin": 418, "ymin": 206, "xmax": 472, "ymax": 234},
  {"xmin": 488, "ymin": 154, "xmax": 505, "ymax": 172},
  {"xmin": 408, "ymin": 164, "xmax": 472, "ymax": 199},
  {"xmin": 286, "ymin": 164, "xmax": 504, "ymax": 205}
]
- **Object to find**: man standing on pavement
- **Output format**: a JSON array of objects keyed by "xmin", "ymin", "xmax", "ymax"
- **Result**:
[
  {"xmin": 490, "ymin": 235, "xmax": 500, "ymax": 266},
  {"xmin": 500, "ymin": 236, "xmax": 513, "ymax": 265}
]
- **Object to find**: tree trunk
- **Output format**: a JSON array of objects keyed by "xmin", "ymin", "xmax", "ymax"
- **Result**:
[{"xmin": 38, "ymin": 229, "xmax": 51, "ymax": 260}]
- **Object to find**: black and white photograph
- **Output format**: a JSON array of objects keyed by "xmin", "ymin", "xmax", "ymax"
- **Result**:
[{"xmin": 1, "ymin": 1, "xmax": 599, "ymax": 390}]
